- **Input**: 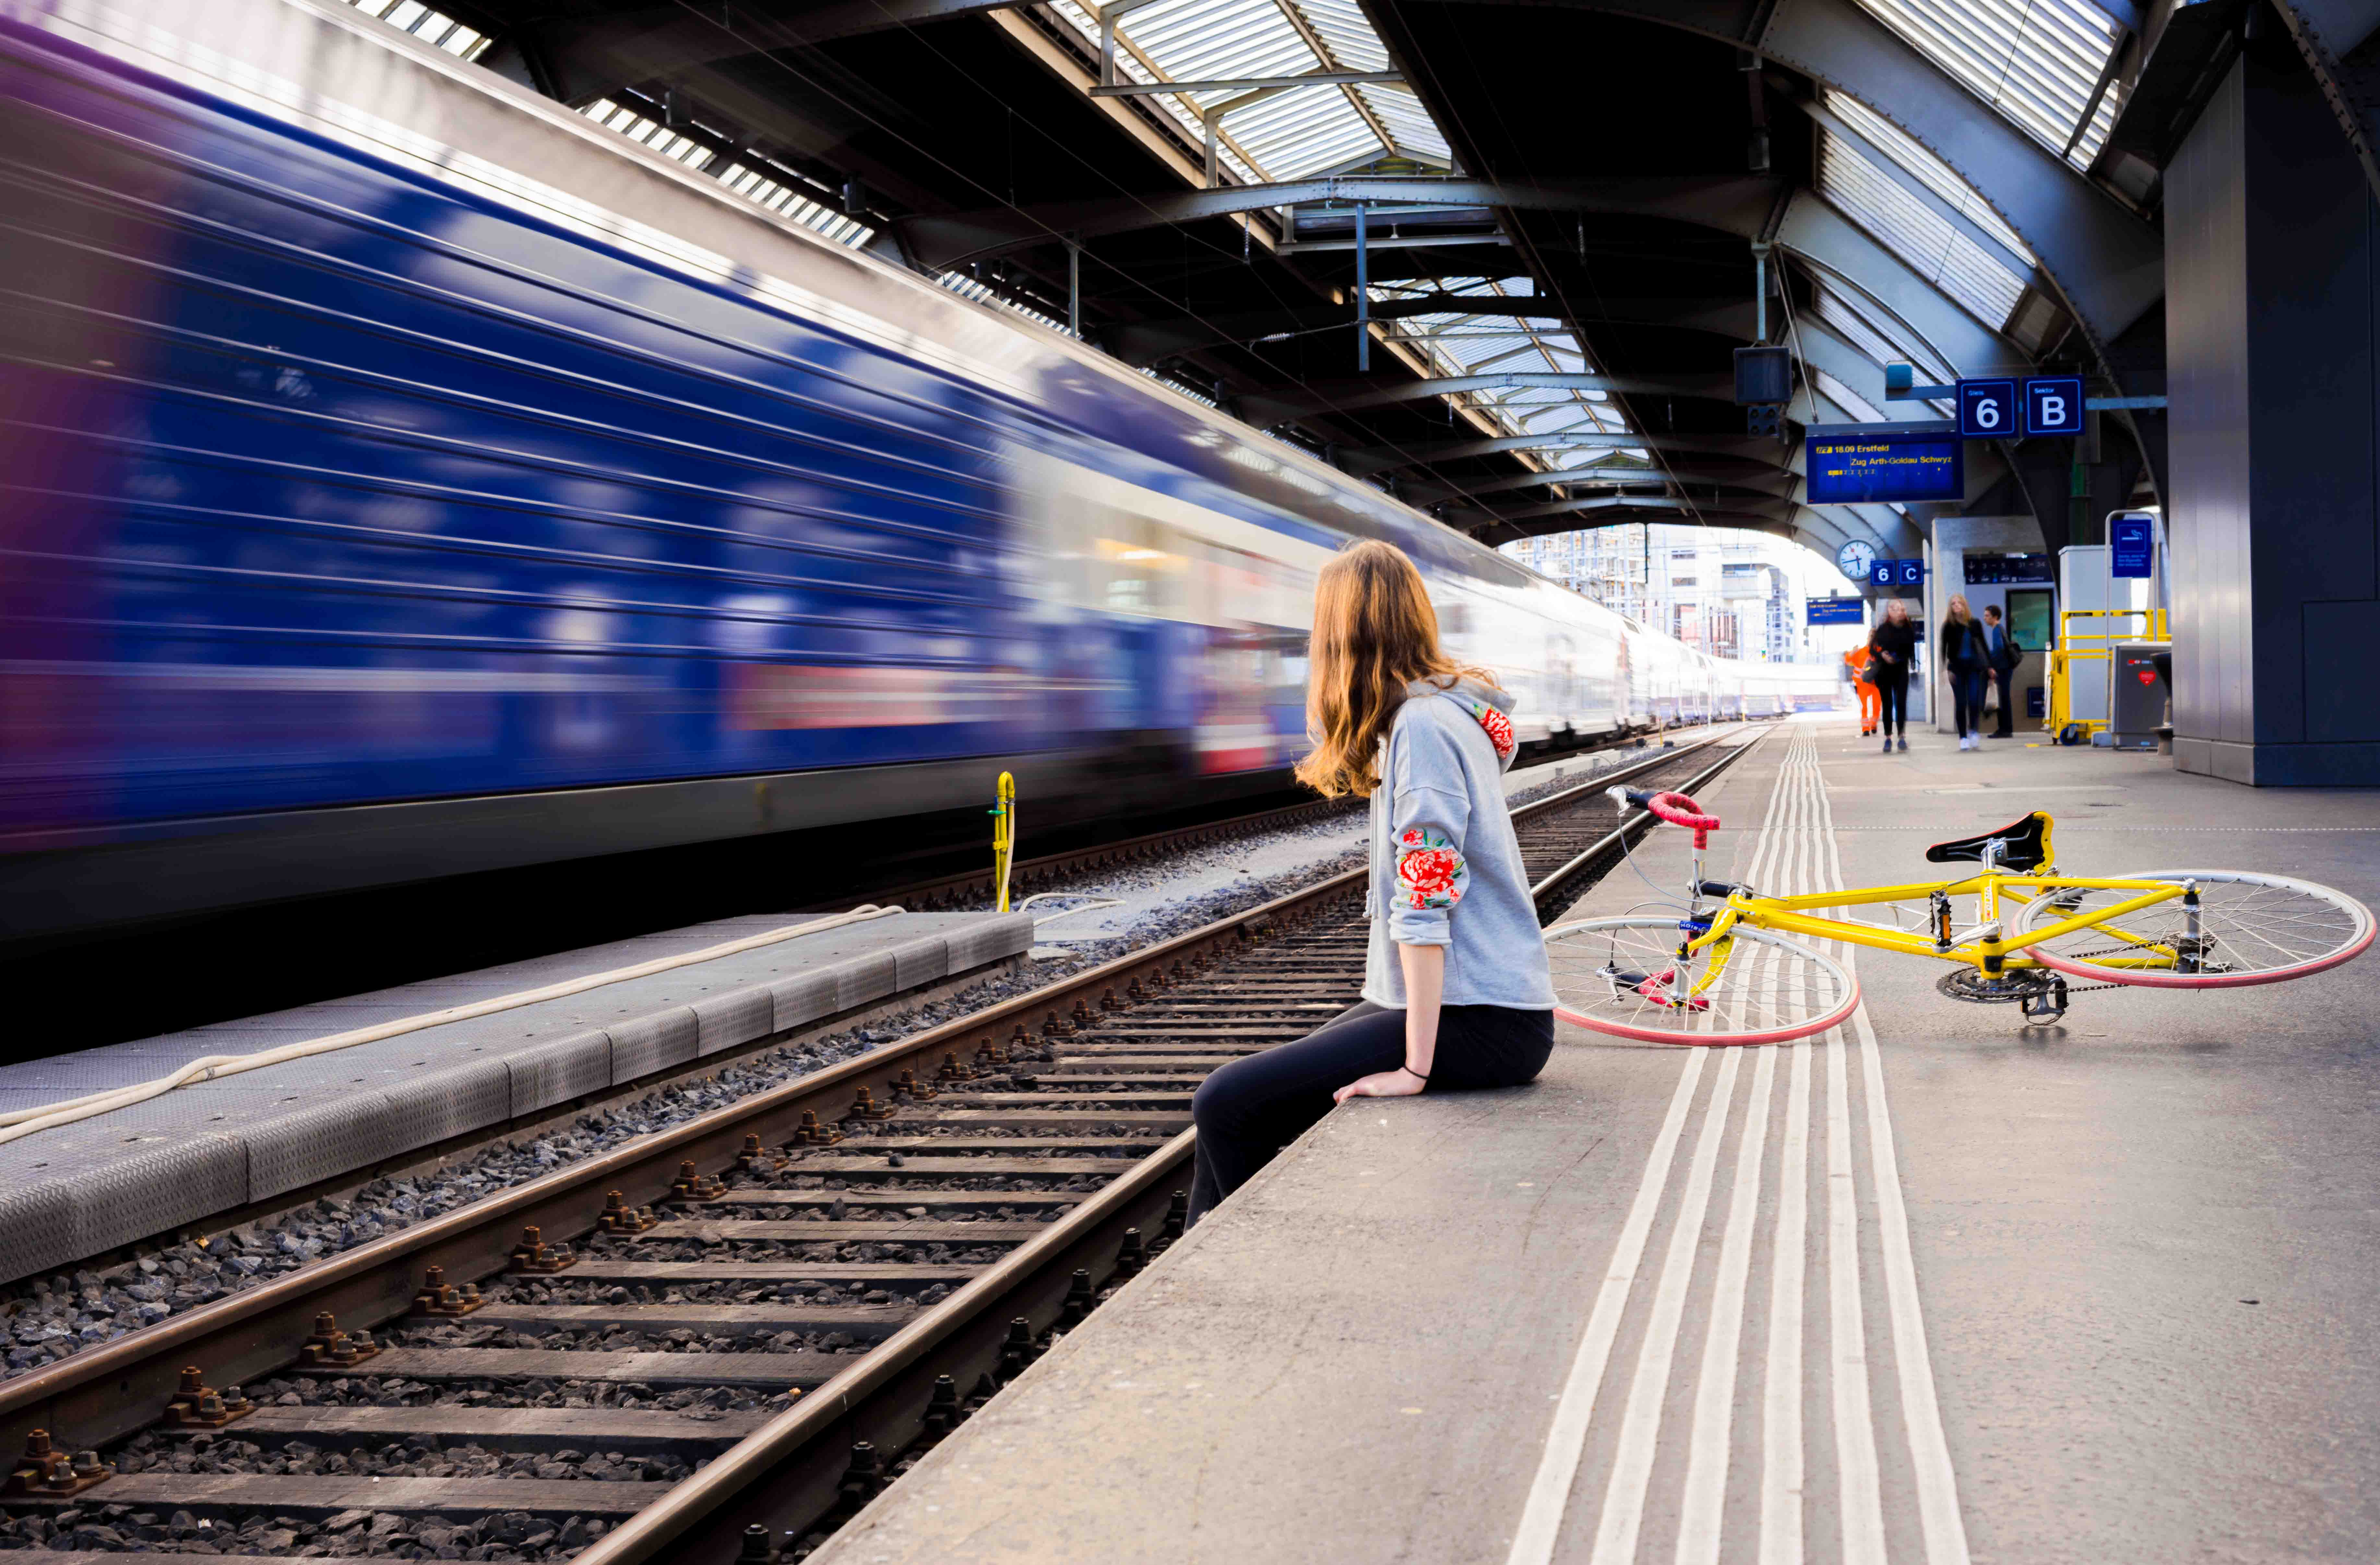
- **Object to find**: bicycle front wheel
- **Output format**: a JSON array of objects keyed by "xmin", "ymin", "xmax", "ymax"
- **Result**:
[
  {"xmin": 2012, "ymin": 870, "xmax": 2374, "ymax": 987},
  {"xmin": 1546, "ymin": 917, "xmax": 1860, "ymax": 1045}
]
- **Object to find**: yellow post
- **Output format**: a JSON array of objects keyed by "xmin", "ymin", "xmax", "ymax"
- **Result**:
[{"xmin": 991, "ymin": 772, "xmax": 1016, "ymax": 913}]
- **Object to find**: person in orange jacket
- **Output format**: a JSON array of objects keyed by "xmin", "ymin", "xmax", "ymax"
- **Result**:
[{"xmin": 1844, "ymin": 642, "xmax": 1880, "ymax": 736}]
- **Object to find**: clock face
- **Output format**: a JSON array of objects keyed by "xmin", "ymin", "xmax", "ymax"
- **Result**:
[{"xmin": 1837, "ymin": 540, "xmax": 1877, "ymax": 579}]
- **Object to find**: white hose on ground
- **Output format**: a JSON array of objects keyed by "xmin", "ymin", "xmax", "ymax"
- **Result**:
[
  {"xmin": 1015, "ymin": 892, "xmax": 1124, "ymax": 928},
  {"xmin": 0, "ymin": 903, "xmax": 908, "ymax": 1149}
]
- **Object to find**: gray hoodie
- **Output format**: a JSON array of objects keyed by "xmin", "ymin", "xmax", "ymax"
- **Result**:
[{"xmin": 1361, "ymin": 676, "xmax": 1558, "ymax": 1011}]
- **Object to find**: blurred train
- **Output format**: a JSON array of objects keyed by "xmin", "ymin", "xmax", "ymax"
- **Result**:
[{"xmin": 0, "ymin": 0, "xmax": 1838, "ymax": 941}]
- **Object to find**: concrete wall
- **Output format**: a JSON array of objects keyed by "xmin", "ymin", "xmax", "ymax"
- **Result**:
[{"xmin": 2165, "ymin": 43, "xmax": 2380, "ymax": 784}]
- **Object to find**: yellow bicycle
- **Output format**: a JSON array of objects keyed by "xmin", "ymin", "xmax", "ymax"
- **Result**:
[{"xmin": 1546, "ymin": 787, "xmax": 2375, "ymax": 1045}]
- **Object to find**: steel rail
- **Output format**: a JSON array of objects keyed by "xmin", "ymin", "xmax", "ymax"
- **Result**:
[
  {"xmin": 566, "ymin": 728, "xmax": 1771, "ymax": 1565},
  {"xmin": 0, "ymin": 723, "xmax": 1768, "ymax": 1550}
]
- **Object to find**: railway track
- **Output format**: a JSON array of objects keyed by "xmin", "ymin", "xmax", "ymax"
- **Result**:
[
  {"xmin": 0, "ymin": 726, "xmax": 1770, "ymax": 1565},
  {"xmin": 847, "ymin": 723, "xmax": 1716, "ymax": 914}
]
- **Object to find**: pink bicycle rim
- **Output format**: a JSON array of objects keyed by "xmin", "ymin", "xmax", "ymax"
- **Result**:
[
  {"xmin": 1553, "ymin": 973, "xmax": 1861, "ymax": 1046},
  {"xmin": 2016, "ymin": 915, "xmax": 2374, "ymax": 988}
]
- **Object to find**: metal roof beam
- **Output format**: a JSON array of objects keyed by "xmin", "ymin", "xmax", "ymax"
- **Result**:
[
  {"xmin": 1341, "ymin": 430, "xmax": 1786, "ymax": 472},
  {"xmin": 1414, "ymin": 0, "xmax": 2164, "ymax": 348},
  {"xmin": 1245, "ymin": 369, "xmax": 1731, "ymax": 420},
  {"xmin": 898, "ymin": 174, "xmax": 1781, "ymax": 268},
  {"xmin": 1412, "ymin": 465, "xmax": 1802, "ymax": 501},
  {"xmin": 1092, "ymin": 71, "xmax": 1403, "ymax": 96}
]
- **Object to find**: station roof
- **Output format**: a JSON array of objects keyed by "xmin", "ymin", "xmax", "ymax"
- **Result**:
[{"xmin": 345, "ymin": 0, "xmax": 2179, "ymax": 566}]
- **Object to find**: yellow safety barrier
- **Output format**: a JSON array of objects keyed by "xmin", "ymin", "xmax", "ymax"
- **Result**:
[
  {"xmin": 991, "ymin": 771, "xmax": 1017, "ymax": 913},
  {"xmin": 2047, "ymin": 607, "xmax": 2168, "ymax": 741}
]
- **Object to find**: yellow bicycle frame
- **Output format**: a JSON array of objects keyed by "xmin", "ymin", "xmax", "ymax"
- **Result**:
[{"xmin": 1685, "ymin": 872, "xmax": 2192, "ymax": 975}]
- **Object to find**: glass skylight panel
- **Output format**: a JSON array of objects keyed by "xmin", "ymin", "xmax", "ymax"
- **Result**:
[
  {"xmin": 579, "ymin": 101, "xmax": 879, "ymax": 250},
  {"xmin": 937, "ymin": 270, "xmax": 1075, "ymax": 336},
  {"xmin": 582, "ymin": 100, "xmax": 716, "ymax": 169},
  {"xmin": 1297, "ymin": 0, "xmax": 1394, "ymax": 71},
  {"xmin": 1822, "ymin": 90, "xmax": 2035, "ymax": 262},
  {"xmin": 1810, "ymin": 287, "xmax": 1950, "ymax": 386},
  {"xmin": 1821, "ymin": 133, "xmax": 2026, "ymax": 328},
  {"xmin": 1851, "ymin": 0, "xmax": 2125, "ymax": 168},
  {"xmin": 1044, "ymin": 0, "xmax": 1390, "ymax": 180},
  {"xmin": 342, "ymin": 0, "xmax": 493, "ymax": 59}
]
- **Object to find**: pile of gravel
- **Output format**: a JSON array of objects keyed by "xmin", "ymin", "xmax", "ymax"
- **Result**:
[
  {"xmin": 0, "ymin": 777, "xmax": 1443, "ymax": 1385},
  {"xmin": 0, "ymin": 1500, "xmax": 612, "ymax": 1558},
  {"xmin": 241, "ymin": 1373, "xmax": 800, "ymax": 1416},
  {"xmin": 107, "ymin": 1430, "xmax": 697, "ymax": 1485}
]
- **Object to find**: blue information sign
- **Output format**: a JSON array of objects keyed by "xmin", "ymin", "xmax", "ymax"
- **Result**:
[
  {"xmin": 2110, "ymin": 513, "xmax": 2155, "ymax": 578},
  {"xmin": 1806, "ymin": 597, "xmax": 1865, "ymax": 626},
  {"xmin": 1806, "ymin": 431, "xmax": 1964, "ymax": 504},
  {"xmin": 1958, "ymin": 378, "xmax": 2017, "ymax": 438},
  {"xmin": 1868, "ymin": 558, "xmax": 1925, "ymax": 590},
  {"xmin": 2023, "ymin": 376, "xmax": 2086, "ymax": 436}
]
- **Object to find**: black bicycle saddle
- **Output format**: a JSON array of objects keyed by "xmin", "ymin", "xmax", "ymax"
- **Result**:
[{"xmin": 1925, "ymin": 810, "xmax": 2053, "ymax": 871}]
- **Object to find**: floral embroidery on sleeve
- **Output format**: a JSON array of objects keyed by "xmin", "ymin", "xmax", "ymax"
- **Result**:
[
  {"xmin": 1397, "ymin": 825, "xmax": 1469, "ymax": 910},
  {"xmin": 1459, "ymin": 698, "xmax": 1517, "ymax": 761}
]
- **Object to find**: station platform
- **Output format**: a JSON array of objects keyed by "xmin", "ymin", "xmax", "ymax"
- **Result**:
[
  {"xmin": 814, "ymin": 718, "xmax": 2380, "ymax": 1565},
  {"xmin": 0, "ymin": 908, "xmax": 1032, "ymax": 1286}
]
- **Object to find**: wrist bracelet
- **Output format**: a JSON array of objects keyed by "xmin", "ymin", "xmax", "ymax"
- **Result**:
[{"xmin": 1398, "ymin": 1064, "xmax": 1429, "ymax": 1082}]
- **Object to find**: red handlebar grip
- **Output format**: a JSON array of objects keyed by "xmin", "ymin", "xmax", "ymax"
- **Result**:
[{"xmin": 1646, "ymin": 792, "xmax": 1721, "ymax": 848}]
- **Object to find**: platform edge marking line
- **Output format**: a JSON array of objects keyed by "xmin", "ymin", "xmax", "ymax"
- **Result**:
[
  {"xmin": 1503, "ymin": 1045, "xmax": 1708, "ymax": 1565},
  {"xmin": 1504, "ymin": 724, "xmax": 1784, "ymax": 1565},
  {"xmin": 1760, "ymin": 723, "xmax": 1818, "ymax": 1565},
  {"xmin": 1814, "ymin": 734, "xmax": 1976, "ymax": 1565},
  {"xmin": 1589, "ymin": 1044, "xmax": 1743, "ymax": 1565},
  {"xmin": 1821, "ymin": 735, "xmax": 1889, "ymax": 1564},
  {"xmin": 1674, "ymin": 1036, "xmax": 1778, "ymax": 1565}
]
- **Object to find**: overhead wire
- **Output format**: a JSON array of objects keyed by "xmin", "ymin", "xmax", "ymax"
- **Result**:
[{"xmin": 653, "ymin": 0, "xmax": 1524, "ymax": 522}]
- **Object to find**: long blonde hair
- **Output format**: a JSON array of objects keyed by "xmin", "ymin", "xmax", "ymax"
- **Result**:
[{"xmin": 1293, "ymin": 540, "xmax": 1488, "ymax": 799}]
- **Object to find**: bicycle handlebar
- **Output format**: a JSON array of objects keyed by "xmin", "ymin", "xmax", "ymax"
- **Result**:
[{"xmin": 1605, "ymin": 784, "xmax": 1722, "ymax": 844}]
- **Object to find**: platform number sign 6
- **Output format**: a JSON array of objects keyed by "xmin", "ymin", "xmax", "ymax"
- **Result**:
[{"xmin": 1957, "ymin": 379, "xmax": 2016, "ymax": 439}]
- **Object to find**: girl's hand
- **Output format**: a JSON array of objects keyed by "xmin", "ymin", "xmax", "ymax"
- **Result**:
[{"xmin": 1334, "ymin": 1067, "xmax": 1425, "ymax": 1104}]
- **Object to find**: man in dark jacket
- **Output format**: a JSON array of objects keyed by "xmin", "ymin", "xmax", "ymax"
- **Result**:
[{"xmin": 1982, "ymin": 604, "xmax": 2022, "ymax": 737}]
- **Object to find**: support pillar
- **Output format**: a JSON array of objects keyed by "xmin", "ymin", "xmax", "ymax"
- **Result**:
[{"xmin": 2165, "ymin": 34, "xmax": 2380, "ymax": 784}]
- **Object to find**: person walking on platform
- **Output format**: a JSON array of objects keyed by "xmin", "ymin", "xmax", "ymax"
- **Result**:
[
  {"xmin": 1981, "ymin": 603, "xmax": 2022, "ymax": 738},
  {"xmin": 1843, "ymin": 640, "xmax": 1879, "ymax": 736},
  {"xmin": 1186, "ymin": 540, "xmax": 1555, "ymax": 1226},
  {"xmin": 1867, "ymin": 599, "xmax": 1916, "ymax": 753},
  {"xmin": 1941, "ymin": 593, "xmax": 1990, "ymax": 750}
]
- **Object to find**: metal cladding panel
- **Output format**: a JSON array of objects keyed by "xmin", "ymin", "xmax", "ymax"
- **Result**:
[
  {"xmin": 0, "ymin": 1179, "xmax": 81, "ymax": 1287},
  {"xmin": 946, "ymin": 913, "xmax": 1037, "ymax": 971},
  {"xmin": 889, "ymin": 934, "xmax": 952, "ymax": 991},
  {"xmin": 238, "ymin": 1095, "xmax": 404, "ymax": 1202},
  {"xmin": 506, "ymin": 1031, "xmax": 616, "ymax": 1116},
  {"xmin": 62, "ymin": 1134, "xmax": 249, "ymax": 1262},
  {"xmin": 600, "ymin": 1007, "xmax": 700, "ymax": 1083},
  {"xmin": 381, "ymin": 1058, "xmax": 515, "ymax": 1147},
  {"xmin": 767, "ymin": 970, "xmax": 841, "ymax": 1033},
  {"xmin": 2166, "ymin": 60, "xmax": 2254, "ymax": 759},
  {"xmin": 692, "ymin": 986, "xmax": 777, "ymax": 1058},
  {"xmin": 833, "ymin": 952, "xmax": 901, "ymax": 1012}
]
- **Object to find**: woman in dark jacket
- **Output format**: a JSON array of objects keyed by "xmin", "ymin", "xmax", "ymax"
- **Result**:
[
  {"xmin": 1867, "ymin": 600, "xmax": 1918, "ymax": 752},
  {"xmin": 1940, "ymin": 593, "xmax": 1990, "ymax": 750}
]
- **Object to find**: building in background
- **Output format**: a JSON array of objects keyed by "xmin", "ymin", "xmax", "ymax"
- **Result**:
[{"xmin": 1502, "ymin": 524, "xmax": 1853, "ymax": 663}]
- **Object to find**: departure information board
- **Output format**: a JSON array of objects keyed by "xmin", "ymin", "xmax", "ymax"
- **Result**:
[{"xmin": 1805, "ymin": 428, "xmax": 1964, "ymax": 504}]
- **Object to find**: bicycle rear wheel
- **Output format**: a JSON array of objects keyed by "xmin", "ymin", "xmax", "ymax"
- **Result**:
[
  {"xmin": 1545, "ymin": 917, "xmax": 1860, "ymax": 1045},
  {"xmin": 2012, "ymin": 870, "xmax": 2374, "ymax": 987}
]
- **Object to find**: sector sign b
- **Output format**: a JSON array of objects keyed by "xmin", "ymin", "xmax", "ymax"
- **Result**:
[{"xmin": 2023, "ymin": 376, "xmax": 2086, "ymax": 436}]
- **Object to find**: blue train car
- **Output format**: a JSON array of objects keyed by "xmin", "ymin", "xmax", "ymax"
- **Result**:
[{"xmin": 0, "ymin": 0, "xmax": 1827, "ymax": 941}]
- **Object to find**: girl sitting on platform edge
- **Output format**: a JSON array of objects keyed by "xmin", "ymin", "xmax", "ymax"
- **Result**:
[{"xmin": 1186, "ymin": 539, "xmax": 1558, "ymax": 1225}]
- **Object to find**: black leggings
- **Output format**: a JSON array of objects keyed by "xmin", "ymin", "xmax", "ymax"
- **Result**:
[
  {"xmin": 1951, "ymin": 667, "xmax": 1988, "ymax": 737},
  {"xmin": 1874, "ymin": 665, "xmax": 1910, "ymax": 736},
  {"xmin": 1187, "ymin": 1001, "xmax": 1554, "ymax": 1225}
]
